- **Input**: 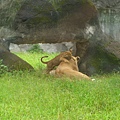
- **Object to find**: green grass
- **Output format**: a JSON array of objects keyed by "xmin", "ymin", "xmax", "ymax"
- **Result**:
[{"xmin": 0, "ymin": 52, "xmax": 120, "ymax": 120}]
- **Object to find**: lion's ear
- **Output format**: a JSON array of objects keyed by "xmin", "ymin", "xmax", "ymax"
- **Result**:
[
  {"xmin": 69, "ymin": 48, "xmax": 73, "ymax": 53},
  {"xmin": 76, "ymin": 56, "xmax": 80, "ymax": 61}
]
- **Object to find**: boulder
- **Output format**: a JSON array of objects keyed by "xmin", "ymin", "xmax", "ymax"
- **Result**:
[
  {"xmin": 11, "ymin": 0, "xmax": 97, "ymax": 44},
  {"xmin": 76, "ymin": 31, "xmax": 120, "ymax": 75},
  {"xmin": 0, "ymin": 43, "xmax": 34, "ymax": 71}
]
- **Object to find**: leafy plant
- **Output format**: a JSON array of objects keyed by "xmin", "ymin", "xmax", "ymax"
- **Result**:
[
  {"xmin": 27, "ymin": 44, "xmax": 43, "ymax": 53},
  {"xmin": 0, "ymin": 59, "xmax": 8, "ymax": 75}
]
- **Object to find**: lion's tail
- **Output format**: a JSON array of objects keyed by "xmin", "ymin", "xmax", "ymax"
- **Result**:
[{"xmin": 41, "ymin": 56, "xmax": 49, "ymax": 64}]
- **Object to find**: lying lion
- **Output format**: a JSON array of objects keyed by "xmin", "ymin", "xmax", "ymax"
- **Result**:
[
  {"xmin": 50, "ymin": 56, "xmax": 91, "ymax": 81},
  {"xmin": 41, "ymin": 49, "xmax": 72, "ymax": 73}
]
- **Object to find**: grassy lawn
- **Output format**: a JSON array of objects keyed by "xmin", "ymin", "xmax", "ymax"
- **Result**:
[{"xmin": 0, "ymin": 52, "xmax": 120, "ymax": 120}]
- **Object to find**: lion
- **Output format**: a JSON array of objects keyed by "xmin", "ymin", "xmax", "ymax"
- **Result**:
[
  {"xmin": 41, "ymin": 49, "xmax": 73, "ymax": 73},
  {"xmin": 59, "ymin": 55, "xmax": 80, "ymax": 71},
  {"xmin": 50, "ymin": 56, "xmax": 91, "ymax": 81}
]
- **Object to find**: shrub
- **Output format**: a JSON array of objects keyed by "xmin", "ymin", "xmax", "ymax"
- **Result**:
[
  {"xmin": 0, "ymin": 59, "xmax": 8, "ymax": 75},
  {"xmin": 27, "ymin": 44, "xmax": 43, "ymax": 53}
]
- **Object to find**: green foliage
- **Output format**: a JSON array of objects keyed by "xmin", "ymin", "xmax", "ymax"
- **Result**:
[
  {"xmin": 0, "ymin": 70, "xmax": 120, "ymax": 119},
  {"xmin": 27, "ymin": 44, "xmax": 43, "ymax": 53},
  {"xmin": 0, "ymin": 52, "xmax": 120, "ymax": 119},
  {"xmin": 15, "ymin": 52, "xmax": 58, "ymax": 70},
  {"xmin": 0, "ymin": 59, "xmax": 8, "ymax": 75}
]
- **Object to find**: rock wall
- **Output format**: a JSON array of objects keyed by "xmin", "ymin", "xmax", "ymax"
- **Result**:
[{"xmin": 10, "ymin": 42, "xmax": 76, "ymax": 54}]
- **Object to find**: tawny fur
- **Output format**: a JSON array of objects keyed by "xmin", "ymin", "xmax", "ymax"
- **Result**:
[
  {"xmin": 59, "ymin": 56, "xmax": 80, "ymax": 71},
  {"xmin": 41, "ymin": 49, "xmax": 72, "ymax": 73},
  {"xmin": 50, "ymin": 56, "xmax": 91, "ymax": 81}
]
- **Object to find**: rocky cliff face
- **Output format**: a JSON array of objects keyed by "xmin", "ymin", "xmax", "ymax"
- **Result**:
[{"xmin": 92, "ymin": 0, "xmax": 120, "ymax": 42}]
